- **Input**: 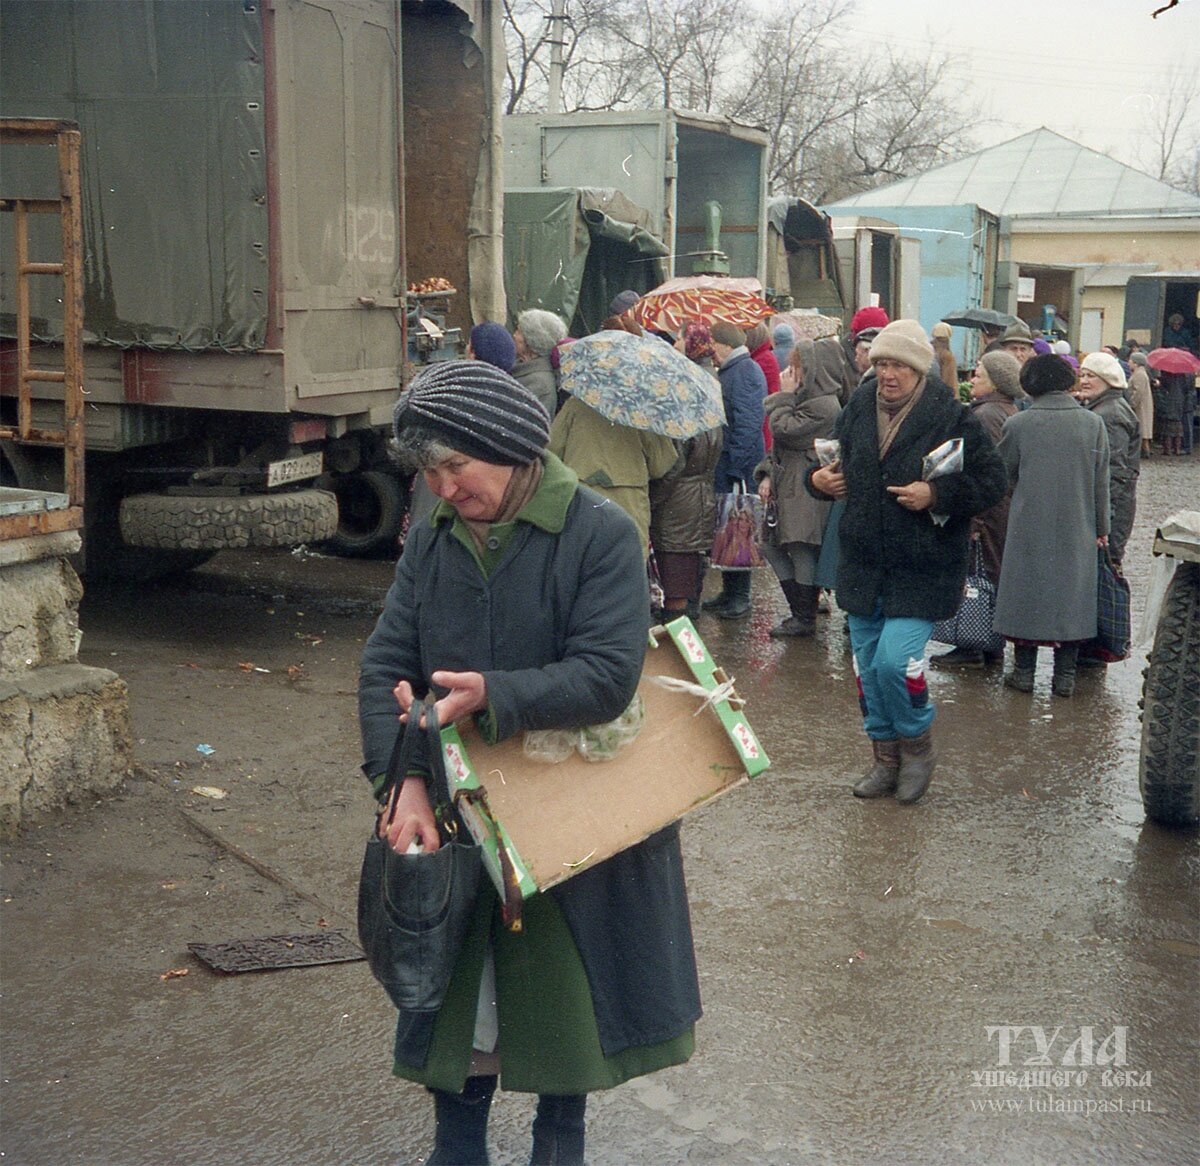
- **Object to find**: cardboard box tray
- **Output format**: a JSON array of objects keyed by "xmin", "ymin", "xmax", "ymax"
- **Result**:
[{"xmin": 439, "ymin": 617, "xmax": 768, "ymax": 902}]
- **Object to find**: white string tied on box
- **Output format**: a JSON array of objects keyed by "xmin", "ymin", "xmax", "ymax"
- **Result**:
[{"xmin": 649, "ymin": 673, "xmax": 741, "ymax": 715}]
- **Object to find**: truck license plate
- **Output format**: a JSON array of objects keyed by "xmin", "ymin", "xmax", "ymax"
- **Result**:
[{"xmin": 267, "ymin": 451, "xmax": 323, "ymax": 488}]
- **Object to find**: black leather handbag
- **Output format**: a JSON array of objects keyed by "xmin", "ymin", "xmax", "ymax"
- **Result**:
[{"xmin": 357, "ymin": 700, "xmax": 482, "ymax": 1013}]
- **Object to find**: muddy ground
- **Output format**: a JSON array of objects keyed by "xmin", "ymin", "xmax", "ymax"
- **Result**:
[{"xmin": 2, "ymin": 453, "xmax": 1198, "ymax": 1165}]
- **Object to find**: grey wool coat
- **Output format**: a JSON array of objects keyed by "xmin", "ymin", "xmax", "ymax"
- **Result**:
[
  {"xmin": 358, "ymin": 454, "xmax": 701, "ymax": 1071},
  {"xmin": 512, "ymin": 353, "xmax": 560, "ymax": 418},
  {"xmin": 993, "ymin": 393, "xmax": 1111, "ymax": 642},
  {"xmin": 1085, "ymin": 387, "xmax": 1140, "ymax": 564}
]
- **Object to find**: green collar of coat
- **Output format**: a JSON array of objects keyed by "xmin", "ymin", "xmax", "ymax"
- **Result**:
[{"xmin": 430, "ymin": 452, "xmax": 579, "ymax": 535}]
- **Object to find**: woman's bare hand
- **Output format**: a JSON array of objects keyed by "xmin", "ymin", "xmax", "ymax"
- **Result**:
[
  {"xmin": 393, "ymin": 671, "xmax": 488, "ymax": 726},
  {"xmin": 886, "ymin": 481, "xmax": 935, "ymax": 511},
  {"xmin": 379, "ymin": 776, "xmax": 441, "ymax": 853},
  {"xmin": 811, "ymin": 463, "xmax": 846, "ymax": 499}
]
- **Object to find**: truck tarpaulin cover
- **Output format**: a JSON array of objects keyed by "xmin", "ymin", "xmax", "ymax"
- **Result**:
[
  {"xmin": 504, "ymin": 187, "xmax": 668, "ymax": 337},
  {"xmin": 0, "ymin": 0, "xmax": 268, "ymax": 351}
]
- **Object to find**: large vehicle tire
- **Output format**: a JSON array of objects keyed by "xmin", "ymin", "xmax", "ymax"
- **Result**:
[
  {"xmin": 318, "ymin": 469, "xmax": 407, "ymax": 557},
  {"xmin": 119, "ymin": 489, "xmax": 338, "ymax": 551},
  {"xmin": 1139, "ymin": 560, "xmax": 1200, "ymax": 827}
]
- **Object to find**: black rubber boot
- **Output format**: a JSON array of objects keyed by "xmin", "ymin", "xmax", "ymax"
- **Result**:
[
  {"xmin": 794, "ymin": 583, "xmax": 819, "ymax": 634},
  {"xmin": 529, "ymin": 1094, "xmax": 587, "ymax": 1166},
  {"xmin": 700, "ymin": 577, "xmax": 732, "ymax": 613},
  {"xmin": 716, "ymin": 570, "xmax": 752, "ymax": 619},
  {"xmin": 930, "ymin": 645, "xmax": 984, "ymax": 669},
  {"xmin": 427, "ymin": 1076, "xmax": 497, "ymax": 1166},
  {"xmin": 1004, "ymin": 644, "xmax": 1037, "ymax": 692},
  {"xmin": 852, "ymin": 738, "xmax": 901, "ymax": 798},
  {"xmin": 771, "ymin": 579, "xmax": 816, "ymax": 637},
  {"xmin": 896, "ymin": 728, "xmax": 936, "ymax": 804},
  {"xmin": 1052, "ymin": 643, "xmax": 1079, "ymax": 697}
]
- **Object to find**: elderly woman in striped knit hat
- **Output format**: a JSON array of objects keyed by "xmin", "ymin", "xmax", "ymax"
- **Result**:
[{"xmin": 358, "ymin": 360, "xmax": 700, "ymax": 1166}]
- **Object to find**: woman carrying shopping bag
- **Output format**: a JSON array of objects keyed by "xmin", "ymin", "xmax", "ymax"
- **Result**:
[{"xmin": 359, "ymin": 361, "xmax": 701, "ymax": 1166}]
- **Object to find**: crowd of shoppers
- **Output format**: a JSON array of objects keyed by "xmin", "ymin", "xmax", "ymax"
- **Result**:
[{"xmin": 357, "ymin": 294, "xmax": 1195, "ymax": 1162}]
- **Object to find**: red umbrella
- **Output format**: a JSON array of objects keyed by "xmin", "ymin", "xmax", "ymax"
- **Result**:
[
  {"xmin": 632, "ymin": 285, "xmax": 774, "ymax": 334},
  {"xmin": 1146, "ymin": 347, "xmax": 1200, "ymax": 374}
]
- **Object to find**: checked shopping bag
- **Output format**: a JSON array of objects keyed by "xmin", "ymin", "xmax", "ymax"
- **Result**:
[{"xmin": 931, "ymin": 542, "xmax": 1005, "ymax": 655}]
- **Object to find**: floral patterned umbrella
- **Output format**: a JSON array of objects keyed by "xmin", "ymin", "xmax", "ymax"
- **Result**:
[
  {"xmin": 773, "ymin": 311, "xmax": 842, "ymax": 341},
  {"xmin": 557, "ymin": 330, "xmax": 726, "ymax": 439},
  {"xmin": 631, "ymin": 285, "xmax": 774, "ymax": 334}
]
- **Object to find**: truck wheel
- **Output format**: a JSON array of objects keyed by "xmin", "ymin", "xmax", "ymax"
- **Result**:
[
  {"xmin": 119, "ymin": 489, "xmax": 338, "ymax": 551},
  {"xmin": 319, "ymin": 470, "xmax": 407, "ymax": 557},
  {"xmin": 1139, "ymin": 560, "xmax": 1200, "ymax": 827}
]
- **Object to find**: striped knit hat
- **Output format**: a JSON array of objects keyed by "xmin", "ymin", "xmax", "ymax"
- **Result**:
[{"xmin": 392, "ymin": 360, "xmax": 550, "ymax": 467}]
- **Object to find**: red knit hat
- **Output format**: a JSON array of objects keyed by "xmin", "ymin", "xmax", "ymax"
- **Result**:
[{"xmin": 850, "ymin": 306, "xmax": 890, "ymax": 338}]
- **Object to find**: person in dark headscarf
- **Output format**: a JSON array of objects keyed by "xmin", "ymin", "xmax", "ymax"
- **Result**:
[{"xmin": 360, "ymin": 360, "xmax": 700, "ymax": 1166}]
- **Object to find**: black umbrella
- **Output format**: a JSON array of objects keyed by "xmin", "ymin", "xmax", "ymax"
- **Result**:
[{"xmin": 941, "ymin": 307, "xmax": 1019, "ymax": 330}]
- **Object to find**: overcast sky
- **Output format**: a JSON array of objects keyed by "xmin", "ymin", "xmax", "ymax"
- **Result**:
[{"xmin": 835, "ymin": 0, "xmax": 1200, "ymax": 177}]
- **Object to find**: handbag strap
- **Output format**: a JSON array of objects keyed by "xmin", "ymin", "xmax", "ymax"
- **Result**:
[
  {"xmin": 381, "ymin": 703, "xmax": 423, "ymax": 826},
  {"xmin": 381, "ymin": 698, "xmax": 452, "ymax": 827},
  {"xmin": 421, "ymin": 701, "xmax": 452, "ymax": 807}
]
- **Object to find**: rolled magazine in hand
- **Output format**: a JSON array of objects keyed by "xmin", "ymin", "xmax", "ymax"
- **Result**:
[{"xmin": 921, "ymin": 438, "xmax": 963, "ymax": 526}]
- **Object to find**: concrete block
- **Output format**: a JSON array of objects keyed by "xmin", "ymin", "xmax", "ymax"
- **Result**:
[
  {"xmin": 0, "ymin": 557, "xmax": 84, "ymax": 677},
  {"xmin": 0, "ymin": 667, "xmax": 132, "ymax": 838},
  {"xmin": 0, "ymin": 530, "xmax": 82, "ymax": 567}
]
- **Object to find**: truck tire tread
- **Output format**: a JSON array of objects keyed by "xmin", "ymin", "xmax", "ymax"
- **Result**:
[
  {"xmin": 1139, "ymin": 560, "xmax": 1200, "ymax": 827},
  {"xmin": 119, "ymin": 489, "xmax": 338, "ymax": 551}
]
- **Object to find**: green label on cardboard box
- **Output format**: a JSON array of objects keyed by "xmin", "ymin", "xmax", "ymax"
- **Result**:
[{"xmin": 663, "ymin": 616, "xmax": 770, "ymax": 777}]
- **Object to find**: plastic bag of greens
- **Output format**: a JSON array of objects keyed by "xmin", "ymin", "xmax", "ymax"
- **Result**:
[{"xmin": 577, "ymin": 694, "xmax": 645, "ymax": 763}]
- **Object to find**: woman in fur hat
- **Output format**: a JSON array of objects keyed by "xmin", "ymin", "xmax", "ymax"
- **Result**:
[{"xmin": 993, "ymin": 355, "xmax": 1111, "ymax": 697}]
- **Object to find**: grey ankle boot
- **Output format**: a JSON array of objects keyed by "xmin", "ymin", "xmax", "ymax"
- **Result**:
[
  {"xmin": 1052, "ymin": 643, "xmax": 1079, "ymax": 697},
  {"xmin": 428, "ymin": 1076, "xmax": 496, "ymax": 1166},
  {"xmin": 896, "ymin": 728, "xmax": 935, "ymax": 804},
  {"xmin": 852, "ymin": 738, "xmax": 901, "ymax": 798},
  {"xmin": 529, "ymin": 1094, "xmax": 586, "ymax": 1166}
]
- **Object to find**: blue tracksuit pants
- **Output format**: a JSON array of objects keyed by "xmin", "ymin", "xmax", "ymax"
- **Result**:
[{"xmin": 847, "ymin": 602, "xmax": 936, "ymax": 741}]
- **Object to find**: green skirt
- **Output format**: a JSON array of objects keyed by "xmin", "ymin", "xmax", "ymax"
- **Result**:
[{"xmin": 393, "ymin": 880, "xmax": 694, "ymax": 1095}]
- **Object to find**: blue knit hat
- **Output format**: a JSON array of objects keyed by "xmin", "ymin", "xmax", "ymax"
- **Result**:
[
  {"xmin": 393, "ymin": 360, "xmax": 550, "ymax": 467},
  {"xmin": 469, "ymin": 322, "xmax": 517, "ymax": 373},
  {"xmin": 608, "ymin": 289, "xmax": 640, "ymax": 315}
]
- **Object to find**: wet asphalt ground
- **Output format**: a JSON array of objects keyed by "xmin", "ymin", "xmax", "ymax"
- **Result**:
[{"xmin": 1, "ymin": 453, "xmax": 1198, "ymax": 1165}]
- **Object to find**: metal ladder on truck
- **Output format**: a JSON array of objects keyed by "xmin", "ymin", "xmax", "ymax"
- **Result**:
[{"xmin": 0, "ymin": 118, "xmax": 85, "ymax": 544}]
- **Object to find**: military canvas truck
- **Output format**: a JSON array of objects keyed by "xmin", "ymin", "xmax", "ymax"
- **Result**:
[{"xmin": 1, "ymin": 0, "xmax": 505, "ymax": 572}]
